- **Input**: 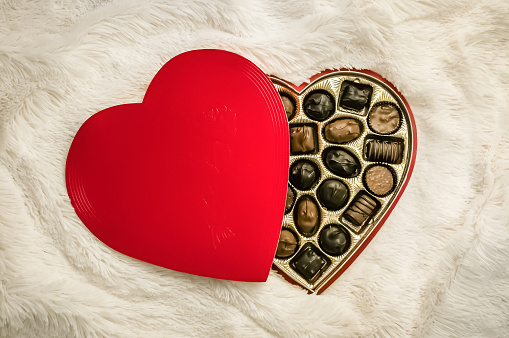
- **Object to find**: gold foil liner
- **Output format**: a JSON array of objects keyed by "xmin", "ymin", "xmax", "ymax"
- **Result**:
[{"xmin": 271, "ymin": 71, "xmax": 414, "ymax": 293}]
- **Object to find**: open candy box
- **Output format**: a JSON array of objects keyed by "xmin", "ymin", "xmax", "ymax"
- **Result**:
[
  {"xmin": 271, "ymin": 71, "xmax": 416, "ymax": 293},
  {"xmin": 65, "ymin": 50, "xmax": 415, "ymax": 293}
]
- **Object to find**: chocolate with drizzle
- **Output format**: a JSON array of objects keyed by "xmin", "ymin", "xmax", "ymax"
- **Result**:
[
  {"xmin": 342, "ymin": 192, "xmax": 380, "ymax": 227},
  {"xmin": 365, "ymin": 139, "xmax": 404, "ymax": 164}
]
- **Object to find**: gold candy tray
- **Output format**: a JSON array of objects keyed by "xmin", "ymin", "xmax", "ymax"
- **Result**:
[{"xmin": 270, "ymin": 70, "xmax": 416, "ymax": 294}]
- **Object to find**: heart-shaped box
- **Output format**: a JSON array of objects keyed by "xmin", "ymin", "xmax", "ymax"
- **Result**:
[
  {"xmin": 66, "ymin": 50, "xmax": 416, "ymax": 291},
  {"xmin": 66, "ymin": 50, "xmax": 290, "ymax": 282}
]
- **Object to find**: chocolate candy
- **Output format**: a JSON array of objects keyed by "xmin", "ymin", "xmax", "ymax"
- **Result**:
[
  {"xmin": 317, "ymin": 179, "xmax": 349, "ymax": 211},
  {"xmin": 276, "ymin": 229, "xmax": 298, "ymax": 258},
  {"xmin": 323, "ymin": 148, "xmax": 360, "ymax": 178},
  {"xmin": 342, "ymin": 192, "xmax": 380, "ymax": 227},
  {"xmin": 319, "ymin": 224, "xmax": 350, "ymax": 256},
  {"xmin": 303, "ymin": 92, "xmax": 334, "ymax": 121},
  {"xmin": 340, "ymin": 81, "xmax": 372, "ymax": 110},
  {"xmin": 290, "ymin": 125, "xmax": 316, "ymax": 154},
  {"xmin": 368, "ymin": 104, "xmax": 401, "ymax": 134},
  {"xmin": 365, "ymin": 138, "xmax": 404, "ymax": 164},
  {"xmin": 364, "ymin": 165, "xmax": 395, "ymax": 196},
  {"xmin": 289, "ymin": 160, "xmax": 319, "ymax": 190},
  {"xmin": 324, "ymin": 118, "xmax": 362, "ymax": 143},
  {"xmin": 285, "ymin": 185, "xmax": 295, "ymax": 214},
  {"xmin": 281, "ymin": 94, "xmax": 296, "ymax": 120},
  {"xmin": 290, "ymin": 243, "xmax": 330, "ymax": 282},
  {"xmin": 294, "ymin": 197, "xmax": 320, "ymax": 235}
]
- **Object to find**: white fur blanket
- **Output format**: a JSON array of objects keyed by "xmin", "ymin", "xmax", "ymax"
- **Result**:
[{"xmin": 1, "ymin": 1, "xmax": 508, "ymax": 337}]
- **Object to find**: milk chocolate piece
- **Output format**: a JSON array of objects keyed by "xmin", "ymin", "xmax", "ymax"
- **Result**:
[
  {"xmin": 364, "ymin": 165, "xmax": 395, "ymax": 196},
  {"xmin": 324, "ymin": 118, "xmax": 362, "ymax": 143},
  {"xmin": 319, "ymin": 224, "xmax": 351, "ymax": 256},
  {"xmin": 304, "ymin": 92, "xmax": 334, "ymax": 121},
  {"xmin": 323, "ymin": 148, "xmax": 360, "ymax": 178},
  {"xmin": 290, "ymin": 125, "xmax": 316, "ymax": 154},
  {"xmin": 289, "ymin": 160, "xmax": 319, "ymax": 190},
  {"xmin": 281, "ymin": 95, "xmax": 295, "ymax": 120},
  {"xmin": 291, "ymin": 243, "xmax": 330, "ymax": 282},
  {"xmin": 276, "ymin": 229, "xmax": 298, "ymax": 258},
  {"xmin": 285, "ymin": 185, "xmax": 295, "ymax": 213},
  {"xmin": 365, "ymin": 139, "xmax": 404, "ymax": 164},
  {"xmin": 342, "ymin": 192, "xmax": 379, "ymax": 227},
  {"xmin": 294, "ymin": 197, "xmax": 320, "ymax": 235},
  {"xmin": 340, "ymin": 82, "xmax": 372, "ymax": 110},
  {"xmin": 317, "ymin": 179, "xmax": 349, "ymax": 211},
  {"xmin": 368, "ymin": 104, "xmax": 401, "ymax": 134}
]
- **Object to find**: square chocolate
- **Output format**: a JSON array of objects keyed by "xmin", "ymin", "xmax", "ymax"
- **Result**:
[
  {"xmin": 339, "ymin": 81, "xmax": 372, "ymax": 111},
  {"xmin": 341, "ymin": 191, "xmax": 380, "ymax": 228},
  {"xmin": 289, "ymin": 124, "xmax": 317, "ymax": 155},
  {"xmin": 290, "ymin": 243, "xmax": 330, "ymax": 282}
]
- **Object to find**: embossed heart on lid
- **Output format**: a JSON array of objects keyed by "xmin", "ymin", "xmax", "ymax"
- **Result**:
[
  {"xmin": 271, "ymin": 70, "xmax": 417, "ymax": 293},
  {"xmin": 66, "ymin": 50, "xmax": 289, "ymax": 281}
]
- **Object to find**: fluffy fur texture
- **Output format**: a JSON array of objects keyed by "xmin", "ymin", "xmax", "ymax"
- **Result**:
[{"xmin": 1, "ymin": 0, "xmax": 509, "ymax": 337}]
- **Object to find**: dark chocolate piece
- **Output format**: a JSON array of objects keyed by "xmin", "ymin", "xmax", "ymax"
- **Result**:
[
  {"xmin": 319, "ymin": 224, "xmax": 351, "ymax": 256},
  {"xmin": 368, "ymin": 104, "xmax": 401, "ymax": 134},
  {"xmin": 364, "ymin": 165, "xmax": 395, "ymax": 196},
  {"xmin": 365, "ymin": 139, "xmax": 404, "ymax": 164},
  {"xmin": 291, "ymin": 243, "xmax": 330, "ymax": 282},
  {"xmin": 290, "ymin": 125, "xmax": 316, "ymax": 154},
  {"xmin": 323, "ymin": 148, "xmax": 360, "ymax": 178},
  {"xmin": 281, "ymin": 95, "xmax": 295, "ymax": 120},
  {"xmin": 285, "ymin": 185, "xmax": 295, "ymax": 213},
  {"xmin": 276, "ymin": 229, "xmax": 298, "ymax": 258},
  {"xmin": 340, "ymin": 82, "xmax": 372, "ymax": 110},
  {"xmin": 324, "ymin": 118, "xmax": 362, "ymax": 143},
  {"xmin": 342, "ymin": 192, "xmax": 379, "ymax": 227},
  {"xmin": 303, "ymin": 92, "xmax": 334, "ymax": 121},
  {"xmin": 294, "ymin": 197, "xmax": 320, "ymax": 235},
  {"xmin": 289, "ymin": 160, "xmax": 319, "ymax": 190},
  {"xmin": 317, "ymin": 179, "xmax": 349, "ymax": 211}
]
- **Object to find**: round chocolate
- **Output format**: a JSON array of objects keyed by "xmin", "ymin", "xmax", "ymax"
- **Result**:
[
  {"xmin": 319, "ymin": 224, "xmax": 351, "ymax": 256},
  {"xmin": 289, "ymin": 160, "xmax": 319, "ymax": 190},
  {"xmin": 294, "ymin": 197, "xmax": 320, "ymax": 235},
  {"xmin": 276, "ymin": 229, "xmax": 298, "ymax": 258},
  {"xmin": 281, "ymin": 94, "xmax": 295, "ymax": 120},
  {"xmin": 303, "ymin": 92, "xmax": 334, "ymax": 121},
  {"xmin": 368, "ymin": 104, "xmax": 401, "ymax": 134},
  {"xmin": 317, "ymin": 179, "xmax": 349, "ymax": 211},
  {"xmin": 323, "ymin": 148, "xmax": 360, "ymax": 178},
  {"xmin": 324, "ymin": 118, "xmax": 362, "ymax": 144},
  {"xmin": 364, "ymin": 165, "xmax": 395, "ymax": 196}
]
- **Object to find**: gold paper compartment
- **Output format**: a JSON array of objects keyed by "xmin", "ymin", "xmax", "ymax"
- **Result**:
[{"xmin": 271, "ymin": 71, "xmax": 414, "ymax": 293}]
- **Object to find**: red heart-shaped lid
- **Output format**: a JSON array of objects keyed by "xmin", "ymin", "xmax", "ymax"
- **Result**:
[{"xmin": 66, "ymin": 50, "xmax": 289, "ymax": 281}]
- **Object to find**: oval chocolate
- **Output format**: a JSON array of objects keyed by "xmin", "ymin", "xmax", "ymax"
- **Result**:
[
  {"xmin": 276, "ymin": 229, "xmax": 298, "ymax": 258},
  {"xmin": 324, "ymin": 118, "xmax": 362, "ymax": 144},
  {"xmin": 294, "ymin": 197, "xmax": 320, "ymax": 236},
  {"xmin": 280, "ymin": 94, "xmax": 296, "ymax": 120},
  {"xmin": 323, "ymin": 148, "xmax": 360, "ymax": 178}
]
